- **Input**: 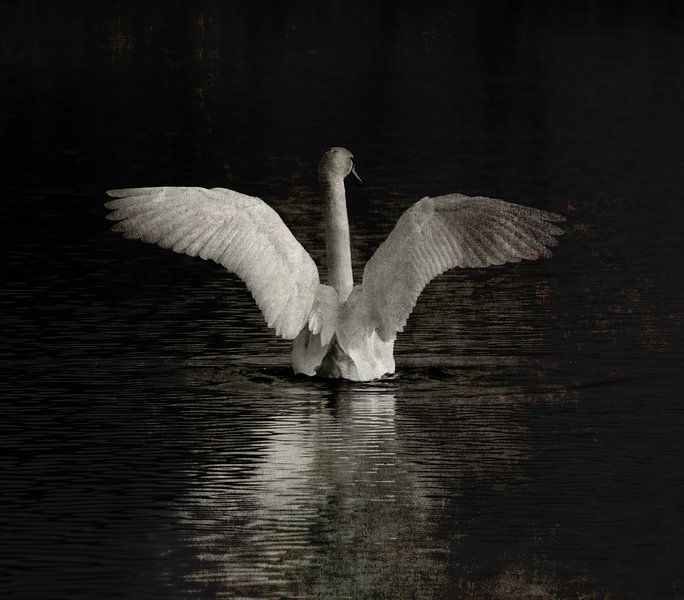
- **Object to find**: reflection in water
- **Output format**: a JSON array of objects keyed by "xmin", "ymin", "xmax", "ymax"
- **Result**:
[
  {"xmin": 167, "ymin": 369, "xmax": 574, "ymax": 598},
  {"xmin": 178, "ymin": 382, "xmax": 436, "ymax": 597}
]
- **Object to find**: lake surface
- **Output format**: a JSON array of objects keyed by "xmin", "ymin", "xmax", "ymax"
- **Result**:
[{"xmin": 2, "ymin": 2, "xmax": 684, "ymax": 598}]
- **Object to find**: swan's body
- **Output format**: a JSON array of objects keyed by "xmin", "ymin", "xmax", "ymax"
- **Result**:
[{"xmin": 106, "ymin": 147, "xmax": 564, "ymax": 381}]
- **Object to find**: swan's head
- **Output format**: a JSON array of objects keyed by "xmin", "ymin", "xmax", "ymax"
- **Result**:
[{"xmin": 318, "ymin": 147, "xmax": 362, "ymax": 183}]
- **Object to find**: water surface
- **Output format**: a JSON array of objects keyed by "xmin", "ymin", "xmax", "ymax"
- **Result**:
[{"xmin": 2, "ymin": 2, "xmax": 684, "ymax": 598}]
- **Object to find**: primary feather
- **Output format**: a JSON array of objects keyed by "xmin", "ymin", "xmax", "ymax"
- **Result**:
[
  {"xmin": 105, "ymin": 186, "xmax": 319, "ymax": 339},
  {"xmin": 361, "ymin": 194, "xmax": 565, "ymax": 341}
]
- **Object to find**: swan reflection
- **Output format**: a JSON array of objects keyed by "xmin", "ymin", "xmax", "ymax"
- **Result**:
[
  {"xmin": 174, "ymin": 379, "xmax": 447, "ymax": 596},
  {"xmin": 170, "ymin": 367, "xmax": 575, "ymax": 597}
]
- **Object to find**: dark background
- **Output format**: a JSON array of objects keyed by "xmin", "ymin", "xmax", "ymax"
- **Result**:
[{"xmin": 2, "ymin": 1, "xmax": 684, "ymax": 599}]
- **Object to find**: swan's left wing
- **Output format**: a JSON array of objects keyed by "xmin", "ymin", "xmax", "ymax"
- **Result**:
[
  {"xmin": 105, "ymin": 186, "xmax": 319, "ymax": 339},
  {"xmin": 361, "ymin": 193, "xmax": 565, "ymax": 341}
]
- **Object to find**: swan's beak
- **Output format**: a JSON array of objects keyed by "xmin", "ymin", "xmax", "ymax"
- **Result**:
[{"xmin": 351, "ymin": 165, "xmax": 362, "ymax": 184}]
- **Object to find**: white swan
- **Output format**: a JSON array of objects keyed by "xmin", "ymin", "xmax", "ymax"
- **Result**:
[{"xmin": 106, "ymin": 147, "xmax": 564, "ymax": 381}]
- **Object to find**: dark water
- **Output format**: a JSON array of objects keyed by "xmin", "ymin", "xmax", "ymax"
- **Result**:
[{"xmin": 2, "ymin": 2, "xmax": 684, "ymax": 598}]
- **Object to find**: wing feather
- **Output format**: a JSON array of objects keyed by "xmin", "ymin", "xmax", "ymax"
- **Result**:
[
  {"xmin": 362, "ymin": 193, "xmax": 565, "ymax": 340},
  {"xmin": 106, "ymin": 186, "xmax": 319, "ymax": 339}
]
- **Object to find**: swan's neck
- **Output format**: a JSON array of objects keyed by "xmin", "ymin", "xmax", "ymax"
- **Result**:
[{"xmin": 322, "ymin": 176, "xmax": 353, "ymax": 302}]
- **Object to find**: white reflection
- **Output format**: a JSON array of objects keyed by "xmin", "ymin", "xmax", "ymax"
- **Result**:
[
  {"xmin": 173, "ymin": 371, "xmax": 576, "ymax": 598},
  {"xmin": 175, "ymin": 382, "xmax": 449, "ymax": 597}
]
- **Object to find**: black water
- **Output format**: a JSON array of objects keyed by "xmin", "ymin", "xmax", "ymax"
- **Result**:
[{"xmin": 2, "ymin": 2, "xmax": 684, "ymax": 598}]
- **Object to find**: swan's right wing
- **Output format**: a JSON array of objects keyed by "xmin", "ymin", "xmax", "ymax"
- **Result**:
[
  {"xmin": 361, "ymin": 193, "xmax": 565, "ymax": 341},
  {"xmin": 106, "ymin": 186, "xmax": 319, "ymax": 339}
]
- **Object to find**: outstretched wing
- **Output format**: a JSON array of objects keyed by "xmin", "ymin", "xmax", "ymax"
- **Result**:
[
  {"xmin": 361, "ymin": 193, "xmax": 565, "ymax": 341},
  {"xmin": 105, "ymin": 186, "xmax": 319, "ymax": 339}
]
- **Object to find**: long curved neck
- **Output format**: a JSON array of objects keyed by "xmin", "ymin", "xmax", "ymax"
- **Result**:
[{"xmin": 321, "ymin": 175, "xmax": 353, "ymax": 301}]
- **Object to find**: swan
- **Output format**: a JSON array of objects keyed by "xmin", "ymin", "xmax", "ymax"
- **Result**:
[{"xmin": 106, "ymin": 147, "xmax": 564, "ymax": 381}]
